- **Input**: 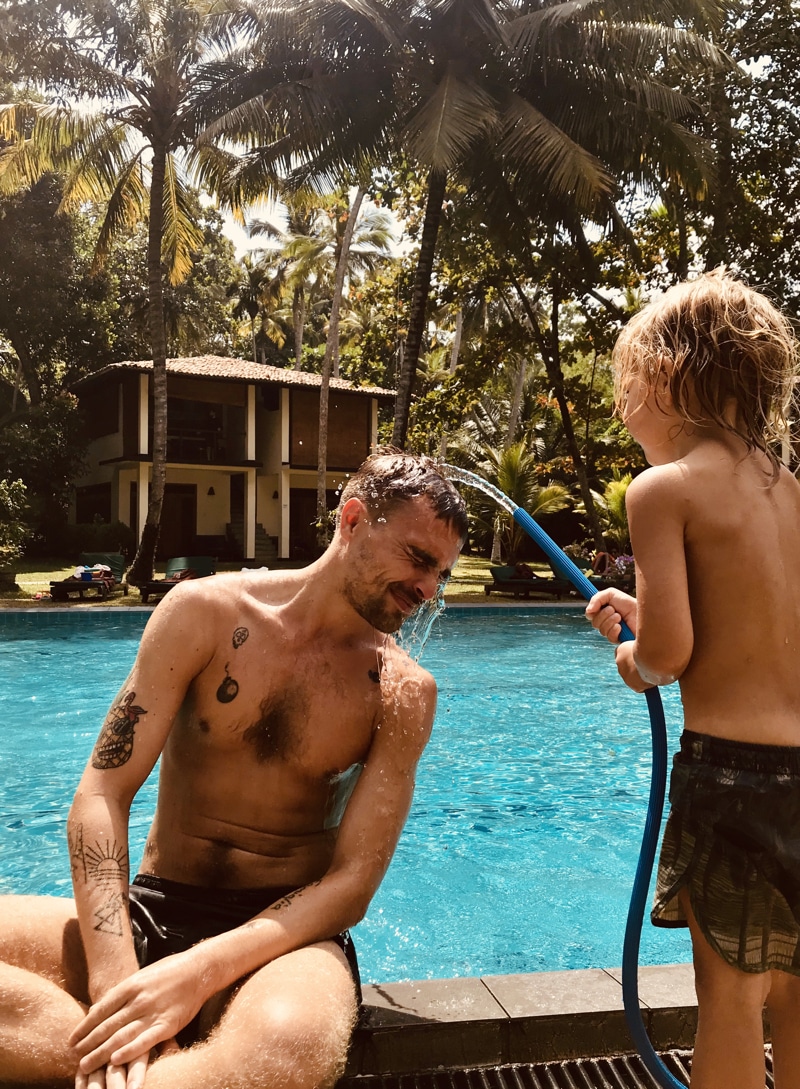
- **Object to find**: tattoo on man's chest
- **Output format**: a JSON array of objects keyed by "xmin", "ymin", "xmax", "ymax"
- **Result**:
[
  {"xmin": 215, "ymin": 626, "xmax": 250, "ymax": 703},
  {"xmin": 216, "ymin": 662, "xmax": 239, "ymax": 703},
  {"xmin": 92, "ymin": 691, "xmax": 147, "ymax": 769}
]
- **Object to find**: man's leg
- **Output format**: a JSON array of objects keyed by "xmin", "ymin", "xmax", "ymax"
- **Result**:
[
  {"xmin": 145, "ymin": 940, "xmax": 358, "ymax": 1089},
  {"xmin": 0, "ymin": 895, "xmax": 87, "ymax": 1086},
  {"xmin": 765, "ymin": 968, "xmax": 800, "ymax": 1089},
  {"xmin": 680, "ymin": 891, "xmax": 770, "ymax": 1089}
]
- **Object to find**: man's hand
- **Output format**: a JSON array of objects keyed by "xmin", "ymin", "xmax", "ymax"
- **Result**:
[
  {"xmin": 585, "ymin": 588, "xmax": 638, "ymax": 645},
  {"xmin": 75, "ymin": 1055, "xmax": 149, "ymax": 1089},
  {"xmin": 70, "ymin": 953, "xmax": 204, "ymax": 1076}
]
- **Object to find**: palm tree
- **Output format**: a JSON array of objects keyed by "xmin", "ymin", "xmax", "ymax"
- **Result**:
[
  {"xmin": 389, "ymin": 0, "xmax": 726, "ymax": 448},
  {"xmin": 470, "ymin": 441, "xmax": 572, "ymax": 564},
  {"xmin": 588, "ymin": 471, "xmax": 633, "ymax": 554},
  {"xmin": 250, "ymin": 189, "xmax": 394, "ymax": 373},
  {"xmin": 226, "ymin": 255, "xmax": 287, "ymax": 364},
  {"xmin": 0, "ymin": 0, "xmax": 291, "ymax": 582}
]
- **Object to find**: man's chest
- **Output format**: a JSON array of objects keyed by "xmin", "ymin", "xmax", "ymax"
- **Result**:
[{"xmin": 185, "ymin": 640, "xmax": 382, "ymax": 776}]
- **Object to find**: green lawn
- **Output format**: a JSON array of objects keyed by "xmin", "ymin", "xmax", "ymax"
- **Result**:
[{"xmin": 0, "ymin": 553, "xmax": 507, "ymax": 607}]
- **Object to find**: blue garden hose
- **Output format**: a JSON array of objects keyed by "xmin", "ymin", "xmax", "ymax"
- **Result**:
[
  {"xmin": 441, "ymin": 467, "xmax": 684, "ymax": 1089},
  {"xmin": 511, "ymin": 506, "xmax": 684, "ymax": 1089}
]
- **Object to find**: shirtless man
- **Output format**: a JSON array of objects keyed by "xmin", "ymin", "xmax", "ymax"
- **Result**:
[{"xmin": 0, "ymin": 451, "xmax": 466, "ymax": 1089}]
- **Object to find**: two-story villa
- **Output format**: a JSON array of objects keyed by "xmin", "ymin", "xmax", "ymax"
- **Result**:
[{"xmin": 72, "ymin": 356, "xmax": 394, "ymax": 563}]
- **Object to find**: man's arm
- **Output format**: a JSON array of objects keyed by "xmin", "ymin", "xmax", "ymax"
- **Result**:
[
  {"xmin": 68, "ymin": 584, "xmax": 216, "ymax": 1078},
  {"xmin": 72, "ymin": 652, "xmax": 438, "ymax": 1073}
]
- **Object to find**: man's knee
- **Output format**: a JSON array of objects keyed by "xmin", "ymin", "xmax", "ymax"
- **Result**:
[{"xmin": 212, "ymin": 984, "xmax": 357, "ymax": 1089}]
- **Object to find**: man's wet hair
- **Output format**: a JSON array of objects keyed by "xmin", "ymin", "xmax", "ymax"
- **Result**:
[
  {"xmin": 613, "ymin": 267, "xmax": 798, "ymax": 470},
  {"xmin": 338, "ymin": 449, "xmax": 468, "ymax": 540}
]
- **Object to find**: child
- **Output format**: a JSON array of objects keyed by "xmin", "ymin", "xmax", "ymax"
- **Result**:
[{"xmin": 585, "ymin": 268, "xmax": 800, "ymax": 1089}]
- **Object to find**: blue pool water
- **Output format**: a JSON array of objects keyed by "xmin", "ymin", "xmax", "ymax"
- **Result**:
[{"xmin": 0, "ymin": 607, "xmax": 691, "ymax": 982}]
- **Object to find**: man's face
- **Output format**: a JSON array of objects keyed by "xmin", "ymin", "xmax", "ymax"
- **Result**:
[{"xmin": 342, "ymin": 496, "xmax": 463, "ymax": 634}]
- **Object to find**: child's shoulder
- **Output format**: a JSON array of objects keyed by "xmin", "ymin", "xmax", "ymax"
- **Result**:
[{"xmin": 625, "ymin": 463, "xmax": 685, "ymax": 508}]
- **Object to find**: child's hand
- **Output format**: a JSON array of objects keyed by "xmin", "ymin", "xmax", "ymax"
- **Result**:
[{"xmin": 585, "ymin": 588, "xmax": 638, "ymax": 644}]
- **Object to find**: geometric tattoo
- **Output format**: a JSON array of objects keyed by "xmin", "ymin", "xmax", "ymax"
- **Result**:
[
  {"xmin": 93, "ymin": 891, "xmax": 128, "ymax": 936},
  {"xmin": 91, "ymin": 691, "xmax": 147, "ymax": 769}
]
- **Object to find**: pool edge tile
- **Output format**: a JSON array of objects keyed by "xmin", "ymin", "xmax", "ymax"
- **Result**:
[{"xmin": 346, "ymin": 965, "xmax": 699, "ymax": 1075}]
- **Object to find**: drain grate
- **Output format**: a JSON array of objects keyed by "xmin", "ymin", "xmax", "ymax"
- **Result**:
[{"xmin": 339, "ymin": 1048, "xmax": 775, "ymax": 1089}]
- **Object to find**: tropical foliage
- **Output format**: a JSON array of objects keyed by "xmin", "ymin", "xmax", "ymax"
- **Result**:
[{"xmin": 2, "ymin": 0, "xmax": 799, "ymax": 565}]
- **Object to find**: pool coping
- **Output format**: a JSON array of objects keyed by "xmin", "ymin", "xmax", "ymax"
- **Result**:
[{"xmin": 347, "ymin": 963, "xmax": 698, "ymax": 1076}]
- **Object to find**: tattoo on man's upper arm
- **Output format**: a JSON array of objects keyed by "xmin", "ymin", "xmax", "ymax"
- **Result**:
[
  {"xmin": 93, "ymin": 891, "xmax": 128, "ymax": 937},
  {"xmin": 92, "ymin": 691, "xmax": 147, "ymax": 769}
]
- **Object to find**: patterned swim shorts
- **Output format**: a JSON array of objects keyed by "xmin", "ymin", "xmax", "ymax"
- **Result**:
[{"xmin": 652, "ymin": 729, "xmax": 800, "ymax": 975}]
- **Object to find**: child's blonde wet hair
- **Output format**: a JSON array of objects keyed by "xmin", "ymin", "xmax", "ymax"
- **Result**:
[{"xmin": 613, "ymin": 268, "xmax": 798, "ymax": 468}]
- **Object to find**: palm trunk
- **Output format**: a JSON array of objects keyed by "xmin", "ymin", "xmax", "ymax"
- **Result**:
[
  {"xmin": 127, "ymin": 145, "xmax": 169, "ymax": 585},
  {"xmin": 293, "ymin": 285, "xmax": 305, "ymax": 369},
  {"xmin": 506, "ymin": 358, "xmax": 526, "ymax": 444},
  {"xmin": 6, "ymin": 337, "xmax": 42, "ymax": 406},
  {"xmin": 316, "ymin": 187, "xmax": 365, "ymax": 548},
  {"xmin": 391, "ymin": 169, "xmax": 447, "ymax": 449},
  {"xmin": 705, "ymin": 69, "xmax": 733, "ymax": 270},
  {"xmin": 510, "ymin": 269, "xmax": 605, "ymax": 551}
]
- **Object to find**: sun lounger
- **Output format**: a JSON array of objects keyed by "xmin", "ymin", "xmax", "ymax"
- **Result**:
[
  {"xmin": 484, "ymin": 564, "xmax": 572, "ymax": 600},
  {"xmin": 139, "ymin": 556, "xmax": 217, "ymax": 604},
  {"xmin": 49, "ymin": 552, "xmax": 129, "ymax": 602}
]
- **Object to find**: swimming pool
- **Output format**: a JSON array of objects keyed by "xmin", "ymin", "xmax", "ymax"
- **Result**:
[{"xmin": 0, "ymin": 607, "xmax": 691, "ymax": 982}]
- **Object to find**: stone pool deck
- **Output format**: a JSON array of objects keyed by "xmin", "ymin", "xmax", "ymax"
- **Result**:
[{"xmin": 339, "ymin": 962, "xmax": 699, "ymax": 1080}]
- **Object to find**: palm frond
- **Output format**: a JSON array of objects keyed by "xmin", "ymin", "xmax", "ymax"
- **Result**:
[
  {"xmin": 58, "ymin": 119, "xmax": 145, "ymax": 209},
  {"xmin": 162, "ymin": 154, "xmax": 205, "ymax": 285},
  {"xmin": 498, "ymin": 93, "xmax": 614, "ymax": 209},
  {"xmin": 404, "ymin": 65, "xmax": 500, "ymax": 172},
  {"xmin": 93, "ymin": 153, "xmax": 148, "ymax": 266}
]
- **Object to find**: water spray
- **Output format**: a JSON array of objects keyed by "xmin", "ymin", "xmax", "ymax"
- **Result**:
[{"xmin": 443, "ymin": 465, "xmax": 684, "ymax": 1089}]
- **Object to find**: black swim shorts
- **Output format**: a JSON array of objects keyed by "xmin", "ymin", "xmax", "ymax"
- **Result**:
[
  {"xmin": 652, "ymin": 729, "xmax": 800, "ymax": 975},
  {"xmin": 129, "ymin": 873, "xmax": 361, "ymax": 1044}
]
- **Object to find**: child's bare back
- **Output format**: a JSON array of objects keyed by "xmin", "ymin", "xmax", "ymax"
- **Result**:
[{"xmin": 640, "ymin": 436, "xmax": 800, "ymax": 745}]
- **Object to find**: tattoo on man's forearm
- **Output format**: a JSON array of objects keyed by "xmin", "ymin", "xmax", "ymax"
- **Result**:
[
  {"xmin": 268, "ymin": 881, "xmax": 321, "ymax": 911},
  {"xmin": 93, "ymin": 891, "xmax": 128, "ymax": 937},
  {"xmin": 92, "ymin": 691, "xmax": 147, "ymax": 769},
  {"xmin": 68, "ymin": 824, "xmax": 87, "ymax": 884},
  {"xmin": 232, "ymin": 626, "xmax": 249, "ymax": 649},
  {"xmin": 86, "ymin": 838, "xmax": 129, "ymax": 887}
]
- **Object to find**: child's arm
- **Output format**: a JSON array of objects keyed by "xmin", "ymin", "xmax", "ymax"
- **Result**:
[{"xmin": 623, "ymin": 467, "xmax": 693, "ymax": 688}]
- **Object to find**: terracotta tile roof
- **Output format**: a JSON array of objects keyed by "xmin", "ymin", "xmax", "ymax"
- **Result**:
[{"xmin": 75, "ymin": 355, "xmax": 396, "ymax": 399}]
